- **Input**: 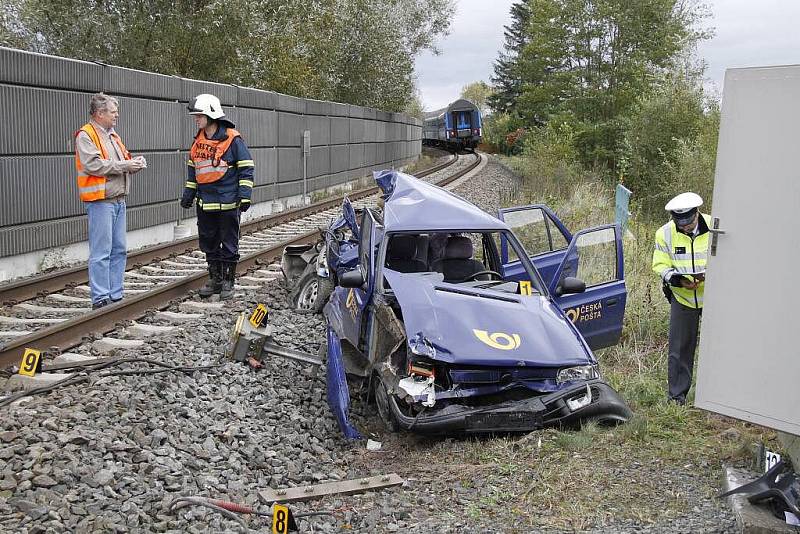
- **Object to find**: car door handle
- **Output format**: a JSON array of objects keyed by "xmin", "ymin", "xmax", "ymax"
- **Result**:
[{"xmin": 606, "ymin": 298, "xmax": 619, "ymax": 306}]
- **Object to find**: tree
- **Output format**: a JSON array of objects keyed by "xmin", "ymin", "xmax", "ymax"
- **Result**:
[
  {"xmin": 510, "ymin": 0, "xmax": 710, "ymax": 168},
  {"xmin": 0, "ymin": 0, "xmax": 25, "ymax": 48},
  {"xmin": 405, "ymin": 84, "xmax": 426, "ymax": 120},
  {"xmin": 489, "ymin": 1, "xmax": 532, "ymax": 114},
  {"xmin": 619, "ymin": 71, "xmax": 708, "ymax": 211},
  {"xmin": 460, "ymin": 81, "xmax": 493, "ymax": 115},
  {"xmin": 2, "ymin": 0, "xmax": 455, "ymax": 112}
]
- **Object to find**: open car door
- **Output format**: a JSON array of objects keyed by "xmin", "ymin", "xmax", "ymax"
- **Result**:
[
  {"xmin": 334, "ymin": 209, "xmax": 379, "ymax": 349},
  {"xmin": 498, "ymin": 205, "xmax": 572, "ymax": 284},
  {"xmin": 549, "ymin": 224, "xmax": 626, "ymax": 350}
]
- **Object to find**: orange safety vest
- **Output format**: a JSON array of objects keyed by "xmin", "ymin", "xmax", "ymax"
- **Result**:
[
  {"xmin": 190, "ymin": 129, "xmax": 241, "ymax": 184},
  {"xmin": 74, "ymin": 123, "xmax": 131, "ymax": 202}
]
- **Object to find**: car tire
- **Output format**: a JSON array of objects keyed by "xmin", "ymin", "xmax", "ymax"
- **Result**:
[
  {"xmin": 374, "ymin": 377, "xmax": 400, "ymax": 433},
  {"xmin": 291, "ymin": 264, "xmax": 334, "ymax": 313}
]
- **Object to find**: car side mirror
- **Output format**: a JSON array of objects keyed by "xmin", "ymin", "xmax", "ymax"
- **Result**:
[
  {"xmin": 340, "ymin": 269, "xmax": 365, "ymax": 288},
  {"xmin": 556, "ymin": 276, "xmax": 586, "ymax": 296}
]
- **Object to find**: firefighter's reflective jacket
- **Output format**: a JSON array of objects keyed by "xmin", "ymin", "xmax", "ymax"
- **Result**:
[
  {"xmin": 652, "ymin": 213, "xmax": 711, "ymax": 309},
  {"xmin": 182, "ymin": 126, "xmax": 254, "ymax": 211}
]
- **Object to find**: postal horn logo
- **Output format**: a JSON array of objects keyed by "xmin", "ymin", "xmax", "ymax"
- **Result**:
[{"xmin": 473, "ymin": 329, "xmax": 522, "ymax": 351}]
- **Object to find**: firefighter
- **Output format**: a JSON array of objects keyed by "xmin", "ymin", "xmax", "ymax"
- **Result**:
[
  {"xmin": 652, "ymin": 192, "xmax": 710, "ymax": 405},
  {"xmin": 180, "ymin": 94, "xmax": 255, "ymax": 300}
]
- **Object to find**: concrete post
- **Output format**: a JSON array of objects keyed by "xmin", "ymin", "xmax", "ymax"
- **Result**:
[{"xmin": 303, "ymin": 130, "xmax": 311, "ymax": 205}]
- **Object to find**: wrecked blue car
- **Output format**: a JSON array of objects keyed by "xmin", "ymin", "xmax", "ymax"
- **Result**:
[
  {"xmin": 292, "ymin": 170, "xmax": 632, "ymax": 436},
  {"xmin": 281, "ymin": 199, "xmax": 361, "ymax": 312}
]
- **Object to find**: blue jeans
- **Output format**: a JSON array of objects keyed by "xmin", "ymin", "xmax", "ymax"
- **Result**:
[{"xmin": 85, "ymin": 200, "xmax": 127, "ymax": 304}]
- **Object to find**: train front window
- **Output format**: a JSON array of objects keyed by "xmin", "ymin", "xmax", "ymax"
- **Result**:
[{"xmin": 456, "ymin": 111, "xmax": 471, "ymax": 129}]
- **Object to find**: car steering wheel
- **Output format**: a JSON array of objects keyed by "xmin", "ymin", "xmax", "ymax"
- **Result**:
[{"xmin": 461, "ymin": 270, "xmax": 504, "ymax": 282}]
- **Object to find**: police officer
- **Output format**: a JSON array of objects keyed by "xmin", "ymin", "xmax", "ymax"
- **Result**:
[
  {"xmin": 181, "ymin": 94, "xmax": 254, "ymax": 300},
  {"xmin": 652, "ymin": 192, "xmax": 710, "ymax": 405}
]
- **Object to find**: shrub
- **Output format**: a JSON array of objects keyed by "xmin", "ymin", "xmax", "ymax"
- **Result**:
[{"xmin": 482, "ymin": 112, "xmax": 524, "ymax": 154}]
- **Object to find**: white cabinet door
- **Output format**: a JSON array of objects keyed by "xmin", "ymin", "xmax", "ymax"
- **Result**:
[{"xmin": 695, "ymin": 65, "xmax": 800, "ymax": 435}]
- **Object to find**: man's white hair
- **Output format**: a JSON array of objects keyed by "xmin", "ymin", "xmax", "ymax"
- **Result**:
[{"xmin": 89, "ymin": 93, "xmax": 119, "ymax": 116}]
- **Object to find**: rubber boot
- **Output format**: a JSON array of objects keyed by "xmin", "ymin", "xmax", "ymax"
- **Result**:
[
  {"xmin": 219, "ymin": 262, "xmax": 236, "ymax": 300},
  {"xmin": 199, "ymin": 261, "xmax": 222, "ymax": 298}
]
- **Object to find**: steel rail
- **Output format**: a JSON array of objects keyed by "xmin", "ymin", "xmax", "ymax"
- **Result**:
[
  {"xmin": 0, "ymin": 152, "xmax": 480, "ymax": 368},
  {"xmin": 0, "ymin": 231, "xmax": 319, "ymax": 367},
  {"xmin": 0, "ymin": 150, "xmax": 456, "ymax": 303}
]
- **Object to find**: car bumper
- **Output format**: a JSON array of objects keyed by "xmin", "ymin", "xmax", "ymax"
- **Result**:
[{"xmin": 388, "ymin": 379, "xmax": 632, "ymax": 434}]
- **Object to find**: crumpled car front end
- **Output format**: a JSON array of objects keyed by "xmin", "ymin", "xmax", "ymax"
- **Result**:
[
  {"xmin": 376, "ymin": 270, "xmax": 632, "ymax": 434},
  {"xmin": 383, "ymin": 373, "xmax": 631, "ymax": 434}
]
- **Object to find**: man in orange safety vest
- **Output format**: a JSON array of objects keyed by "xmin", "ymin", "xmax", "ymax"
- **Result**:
[{"xmin": 75, "ymin": 93, "xmax": 147, "ymax": 309}]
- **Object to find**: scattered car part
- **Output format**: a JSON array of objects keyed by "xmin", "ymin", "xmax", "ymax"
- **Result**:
[
  {"xmin": 719, "ymin": 460, "xmax": 800, "ymax": 517},
  {"xmin": 282, "ymin": 199, "xmax": 362, "ymax": 313},
  {"xmin": 325, "ymin": 326, "xmax": 361, "ymax": 439},
  {"xmin": 292, "ymin": 263, "xmax": 335, "ymax": 312},
  {"xmin": 259, "ymin": 473, "xmax": 404, "ymax": 504},
  {"xmin": 226, "ymin": 312, "xmax": 323, "ymax": 368}
]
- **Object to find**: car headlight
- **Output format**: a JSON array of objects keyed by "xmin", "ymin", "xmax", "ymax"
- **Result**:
[{"xmin": 557, "ymin": 364, "xmax": 600, "ymax": 384}]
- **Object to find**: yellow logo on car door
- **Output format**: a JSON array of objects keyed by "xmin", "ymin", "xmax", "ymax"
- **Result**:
[{"xmin": 473, "ymin": 330, "xmax": 522, "ymax": 350}]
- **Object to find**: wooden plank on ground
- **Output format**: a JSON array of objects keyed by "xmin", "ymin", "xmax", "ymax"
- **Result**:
[{"xmin": 258, "ymin": 474, "xmax": 404, "ymax": 504}]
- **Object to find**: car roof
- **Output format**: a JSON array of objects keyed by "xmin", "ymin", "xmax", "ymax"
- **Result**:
[{"xmin": 375, "ymin": 170, "xmax": 509, "ymax": 232}]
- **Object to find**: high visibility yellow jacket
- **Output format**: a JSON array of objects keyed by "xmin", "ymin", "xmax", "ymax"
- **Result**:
[{"xmin": 652, "ymin": 213, "xmax": 711, "ymax": 309}]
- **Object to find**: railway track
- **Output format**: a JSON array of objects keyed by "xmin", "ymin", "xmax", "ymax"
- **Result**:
[{"xmin": 0, "ymin": 151, "xmax": 481, "ymax": 368}]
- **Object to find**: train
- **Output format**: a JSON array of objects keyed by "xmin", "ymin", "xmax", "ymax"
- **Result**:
[{"xmin": 422, "ymin": 98, "xmax": 482, "ymax": 150}]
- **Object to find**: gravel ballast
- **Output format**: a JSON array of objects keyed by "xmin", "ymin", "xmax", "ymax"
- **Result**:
[{"xmin": 0, "ymin": 156, "xmax": 736, "ymax": 533}]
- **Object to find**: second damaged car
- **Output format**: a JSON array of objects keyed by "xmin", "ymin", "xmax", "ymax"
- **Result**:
[{"xmin": 289, "ymin": 170, "xmax": 633, "ymax": 437}]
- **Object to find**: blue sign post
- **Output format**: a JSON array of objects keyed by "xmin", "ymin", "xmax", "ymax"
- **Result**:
[{"xmin": 615, "ymin": 184, "xmax": 632, "ymax": 233}]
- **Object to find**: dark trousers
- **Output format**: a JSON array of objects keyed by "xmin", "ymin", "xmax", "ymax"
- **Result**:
[
  {"xmin": 668, "ymin": 299, "xmax": 702, "ymax": 402},
  {"xmin": 197, "ymin": 208, "xmax": 241, "ymax": 263}
]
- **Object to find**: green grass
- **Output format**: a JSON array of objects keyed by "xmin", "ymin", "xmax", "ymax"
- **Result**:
[{"xmin": 485, "ymin": 152, "xmax": 779, "ymax": 527}]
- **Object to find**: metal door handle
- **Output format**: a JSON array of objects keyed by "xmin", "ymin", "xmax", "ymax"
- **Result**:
[
  {"xmin": 606, "ymin": 298, "xmax": 619, "ymax": 306},
  {"xmin": 710, "ymin": 217, "xmax": 725, "ymax": 256}
]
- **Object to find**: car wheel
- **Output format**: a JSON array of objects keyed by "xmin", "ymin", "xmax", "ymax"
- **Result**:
[
  {"xmin": 292, "ymin": 264, "xmax": 334, "ymax": 313},
  {"xmin": 374, "ymin": 377, "xmax": 400, "ymax": 433}
]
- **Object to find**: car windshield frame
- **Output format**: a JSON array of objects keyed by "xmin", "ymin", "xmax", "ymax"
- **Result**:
[{"xmin": 375, "ymin": 228, "xmax": 549, "ymax": 297}]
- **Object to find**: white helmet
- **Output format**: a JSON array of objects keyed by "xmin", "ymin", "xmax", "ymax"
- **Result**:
[
  {"xmin": 665, "ymin": 192, "xmax": 703, "ymax": 212},
  {"xmin": 188, "ymin": 94, "xmax": 226, "ymax": 120},
  {"xmin": 665, "ymin": 192, "xmax": 703, "ymax": 226}
]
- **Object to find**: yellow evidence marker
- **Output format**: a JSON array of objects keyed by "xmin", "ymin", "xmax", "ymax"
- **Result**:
[
  {"xmin": 249, "ymin": 303, "xmax": 269, "ymax": 328},
  {"xmin": 18, "ymin": 348, "xmax": 41, "ymax": 377},
  {"xmin": 519, "ymin": 280, "xmax": 532, "ymax": 296},
  {"xmin": 272, "ymin": 503, "xmax": 297, "ymax": 533}
]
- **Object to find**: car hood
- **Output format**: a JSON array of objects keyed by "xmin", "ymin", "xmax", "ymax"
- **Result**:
[{"xmin": 384, "ymin": 270, "xmax": 591, "ymax": 367}]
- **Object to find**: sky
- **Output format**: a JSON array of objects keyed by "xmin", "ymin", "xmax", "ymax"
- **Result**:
[{"xmin": 415, "ymin": 0, "xmax": 800, "ymax": 111}]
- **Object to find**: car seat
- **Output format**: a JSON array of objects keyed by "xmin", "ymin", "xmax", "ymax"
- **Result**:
[
  {"xmin": 429, "ymin": 236, "xmax": 487, "ymax": 282},
  {"xmin": 386, "ymin": 235, "xmax": 428, "ymax": 273}
]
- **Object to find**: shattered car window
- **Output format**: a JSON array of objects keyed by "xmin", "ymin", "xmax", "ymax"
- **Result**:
[
  {"xmin": 382, "ymin": 231, "xmax": 541, "ymax": 295},
  {"xmin": 503, "ymin": 207, "xmax": 568, "ymax": 255}
]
